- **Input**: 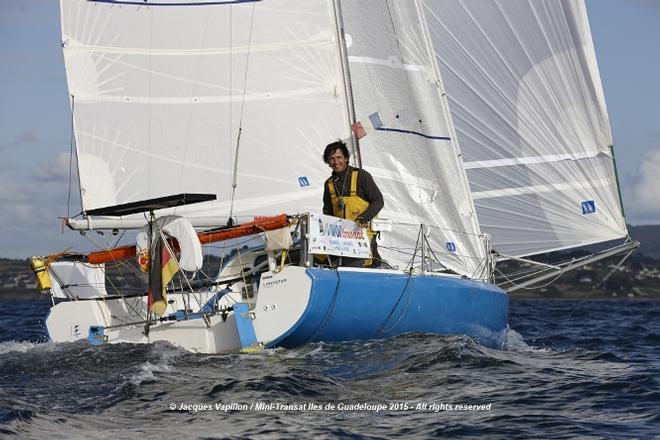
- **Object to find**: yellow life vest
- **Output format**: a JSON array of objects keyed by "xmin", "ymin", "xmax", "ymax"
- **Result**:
[
  {"xmin": 326, "ymin": 170, "xmax": 376, "ymax": 267},
  {"xmin": 326, "ymin": 169, "xmax": 370, "ymax": 221}
]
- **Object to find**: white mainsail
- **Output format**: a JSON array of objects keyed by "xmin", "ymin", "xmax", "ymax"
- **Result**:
[
  {"xmin": 422, "ymin": 0, "xmax": 628, "ymax": 257},
  {"xmin": 61, "ymin": 0, "xmax": 350, "ymax": 222},
  {"xmin": 340, "ymin": 0, "xmax": 488, "ymax": 277}
]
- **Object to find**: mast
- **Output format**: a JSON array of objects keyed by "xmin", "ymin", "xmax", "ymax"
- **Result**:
[{"xmin": 331, "ymin": 0, "xmax": 361, "ymax": 167}]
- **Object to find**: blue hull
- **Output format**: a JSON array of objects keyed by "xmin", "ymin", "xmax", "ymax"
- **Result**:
[{"xmin": 268, "ymin": 268, "xmax": 509, "ymax": 350}]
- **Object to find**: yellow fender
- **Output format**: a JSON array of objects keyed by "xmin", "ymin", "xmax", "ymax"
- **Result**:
[{"xmin": 30, "ymin": 256, "xmax": 52, "ymax": 291}]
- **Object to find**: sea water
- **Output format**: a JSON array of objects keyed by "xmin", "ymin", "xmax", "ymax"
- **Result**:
[{"xmin": 1, "ymin": 299, "xmax": 658, "ymax": 439}]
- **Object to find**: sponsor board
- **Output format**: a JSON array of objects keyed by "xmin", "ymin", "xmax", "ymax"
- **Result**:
[{"xmin": 308, "ymin": 213, "xmax": 371, "ymax": 259}]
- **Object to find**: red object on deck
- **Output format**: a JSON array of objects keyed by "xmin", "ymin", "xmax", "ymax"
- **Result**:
[
  {"xmin": 197, "ymin": 214, "xmax": 289, "ymax": 245},
  {"xmin": 85, "ymin": 214, "xmax": 289, "ymax": 265},
  {"xmin": 87, "ymin": 245, "xmax": 137, "ymax": 264}
]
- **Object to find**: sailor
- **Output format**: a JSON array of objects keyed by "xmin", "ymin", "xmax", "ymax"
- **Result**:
[{"xmin": 322, "ymin": 140, "xmax": 384, "ymax": 267}]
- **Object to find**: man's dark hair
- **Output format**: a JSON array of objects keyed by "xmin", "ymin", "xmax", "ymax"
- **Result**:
[{"xmin": 323, "ymin": 140, "xmax": 350, "ymax": 164}]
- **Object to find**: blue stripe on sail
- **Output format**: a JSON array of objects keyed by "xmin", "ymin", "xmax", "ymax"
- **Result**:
[
  {"xmin": 375, "ymin": 127, "xmax": 451, "ymax": 141},
  {"xmin": 87, "ymin": 0, "xmax": 260, "ymax": 6}
]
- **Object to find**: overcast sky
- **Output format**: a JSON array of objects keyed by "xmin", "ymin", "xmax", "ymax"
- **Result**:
[{"xmin": 1, "ymin": 0, "xmax": 659, "ymax": 258}]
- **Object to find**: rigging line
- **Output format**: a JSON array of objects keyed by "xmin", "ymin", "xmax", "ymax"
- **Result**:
[
  {"xmin": 567, "ymin": 248, "xmax": 636, "ymax": 318},
  {"xmin": 228, "ymin": 3, "xmax": 256, "ymax": 225},
  {"xmin": 47, "ymin": 268, "xmax": 75, "ymax": 301},
  {"xmin": 147, "ymin": 12, "xmax": 154, "ymax": 198},
  {"xmin": 404, "ymin": 225, "xmax": 423, "ymax": 273},
  {"xmin": 227, "ymin": 5, "xmax": 233, "ymax": 223},
  {"xmin": 377, "ymin": 227, "xmax": 422, "ymax": 335},
  {"xmin": 176, "ymin": 273, "xmax": 188, "ymax": 314},
  {"xmin": 236, "ymin": 245, "xmax": 250, "ymax": 298},
  {"xmin": 494, "ymin": 250, "xmax": 592, "ymax": 283},
  {"xmin": 496, "ymin": 266, "xmax": 564, "ymax": 291},
  {"xmin": 383, "ymin": 220, "xmax": 484, "ymax": 238},
  {"xmin": 386, "ymin": 245, "xmax": 483, "ymax": 264},
  {"xmin": 498, "ymin": 267, "xmax": 556, "ymax": 285},
  {"xmin": 78, "ymin": 229, "xmax": 142, "ymax": 279},
  {"xmin": 494, "ymin": 260, "xmax": 555, "ymax": 279},
  {"xmin": 176, "ymin": 10, "xmax": 212, "ymax": 193},
  {"xmin": 305, "ymin": 268, "xmax": 342, "ymax": 345},
  {"xmin": 497, "ymin": 250, "xmax": 605, "ymax": 284},
  {"xmin": 105, "ymin": 233, "xmax": 140, "ymax": 296},
  {"xmin": 378, "ymin": 276, "xmax": 416, "ymax": 334},
  {"xmin": 76, "ymin": 225, "xmax": 146, "ymax": 312},
  {"xmin": 155, "ymin": 223, "xmax": 204, "ymax": 309},
  {"xmin": 67, "ymin": 95, "xmax": 76, "ymax": 218},
  {"xmin": 208, "ymin": 234, "xmax": 263, "ymax": 252},
  {"xmin": 237, "ymin": 4, "xmax": 256, "ymax": 127},
  {"xmin": 470, "ymin": 256, "xmax": 489, "ymax": 281},
  {"xmin": 384, "ymin": 0, "xmax": 402, "ymax": 51},
  {"xmin": 494, "ymin": 265, "xmax": 545, "ymax": 286},
  {"xmin": 422, "ymin": 230, "xmax": 448, "ymax": 272}
]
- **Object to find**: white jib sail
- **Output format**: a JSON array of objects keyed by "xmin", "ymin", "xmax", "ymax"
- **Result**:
[
  {"xmin": 422, "ymin": 0, "xmax": 628, "ymax": 258},
  {"xmin": 60, "ymin": 0, "xmax": 351, "ymax": 222},
  {"xmin": 341, "ymin": 0, "xmax": 488, "ymax": 278}
]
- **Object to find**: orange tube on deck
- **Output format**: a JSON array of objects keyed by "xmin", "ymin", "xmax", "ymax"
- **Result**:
[
  {"xmin": 87, "ymin": 245, "xmax": 137, "ymax": 264},
  {"xmin": 85, "ymin": 214, "xmax": 289, "ymax": 265},
  {"xmin": 198, "ymin": 214, "xmax": 289, "ymax": 244}
]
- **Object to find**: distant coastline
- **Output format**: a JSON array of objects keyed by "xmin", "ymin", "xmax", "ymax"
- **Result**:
[
  {"xmin": 2, "ymin": 225, "xmax": 659, "ymax": 301},
  {"xmin": 0, "ymin": 290, "xmax": 48, "ymax": 301}
]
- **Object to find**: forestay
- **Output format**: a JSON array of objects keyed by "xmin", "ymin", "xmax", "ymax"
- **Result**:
[
  {"xmin": 61, "ymin": 0, "xmax": 349, "ymax": 222},
  {"xmin": 341, "ymin": 0, "xmax": 488, "ymax": 278},
  {"xmin": 422, "ymin": 0, "xmax": 628, "ymax": 257}
]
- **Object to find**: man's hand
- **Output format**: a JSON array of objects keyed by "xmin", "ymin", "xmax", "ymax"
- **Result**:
[{"xmin": 355, "ymin": 217, "xmax": 369, "ymax": 228}]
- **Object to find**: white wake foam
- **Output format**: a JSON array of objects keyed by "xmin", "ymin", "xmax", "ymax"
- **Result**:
[
  {"xmin": 0, "ymin": 340, "xmax": 51, "ymax": 355},
  {"xmin": 503, "ymin": 327, "xmax": 551, "ymax": 353}
]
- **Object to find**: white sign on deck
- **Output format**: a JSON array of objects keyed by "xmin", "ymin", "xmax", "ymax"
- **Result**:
[{"xmin": 308, "ymin": 213, "xmax": 371, "ymax": 258}]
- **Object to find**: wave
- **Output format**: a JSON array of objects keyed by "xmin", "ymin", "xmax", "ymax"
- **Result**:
[
  {"xmin": 503, "ymin": 327, "xmax": 553, "ymax": 353},
  {"xmin": 0, "ymin": 340, "xmax": 52, "ymax": 355}
]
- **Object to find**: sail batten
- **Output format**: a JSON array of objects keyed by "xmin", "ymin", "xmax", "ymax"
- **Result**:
[
  {"xmin": 463, "ymin": 150, "xmax": 609, "ymax": 170},
  {"xmin": 65, "ymin": 40, "xmax": 334, "ymax": 56},
  {"xmin": 71, "ymin": 87, "xmax": 334, "ymax": 104},
  {"xmin": 471, "ymin": 178, "xmax": 613, "ymax": 200}
]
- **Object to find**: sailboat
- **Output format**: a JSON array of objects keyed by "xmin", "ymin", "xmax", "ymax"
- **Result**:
[{"xmin": 32, "ymin": 0, "xmax": 637, "ymax": 353}]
